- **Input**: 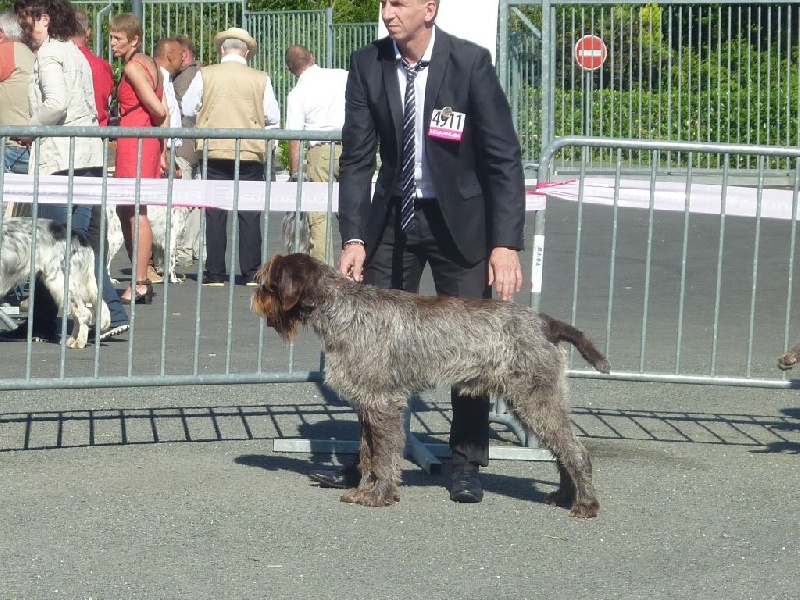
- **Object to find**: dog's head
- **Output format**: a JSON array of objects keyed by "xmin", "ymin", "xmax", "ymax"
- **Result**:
[{"xmin": 251, "ymin": 253, "xmax": 333, "ymax": 342}]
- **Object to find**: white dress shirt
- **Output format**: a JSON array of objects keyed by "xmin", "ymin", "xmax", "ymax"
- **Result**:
[
  {"xmin": 392, "ymin": 25, "xmax": 437, "ymax": 199},
  {"xmin": 160, "ymin": 65, "xmax": 182, "ymax": 148},
  {"xmin": 181, "ymin": 54, "xmax": 281, "ymax": 128},
  {"xmin": 285, "ymin": 64, "xmax": 348, "ymax": 145}
]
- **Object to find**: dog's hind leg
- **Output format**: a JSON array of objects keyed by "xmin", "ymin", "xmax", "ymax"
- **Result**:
[
  {"xmin": 505, "ymin": 380, "xmax": 599, "ymax": 518},
  {"xmin": 168, "ymin": 209, "xmax": 187, "ymax": 283},
  {"xmin": 340, "ymin": 398, "xmax": 405, "ymax": 507},
  {"xmin": 64, "ymin": 250, "xmax": 97, "ymax": 349}
]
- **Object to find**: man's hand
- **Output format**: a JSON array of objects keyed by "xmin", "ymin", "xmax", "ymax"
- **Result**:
[
  {"xmin": 339, "ymin": 243, "xmax": 366, "ymax": 282},
  {"xmin": 488, "ymin": 247, "xmax": 523, "ymax": 301},
  {"xmin": 160, "ymin": 150, "xmax": 182, "ymax": 178}
]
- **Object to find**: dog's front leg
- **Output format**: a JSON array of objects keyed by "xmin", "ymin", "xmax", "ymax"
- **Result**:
[
  {"xmin": 66, "ymin": 303, "xmax": 92, "ymax": 349},
  {"xmin": 341, "ymin": 399, "xmax": 405, "ymax": 507}
]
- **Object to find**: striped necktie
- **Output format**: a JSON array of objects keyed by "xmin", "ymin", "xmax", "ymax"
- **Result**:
[{"xmin": 399, "ymin": 59, "xmax": 429, "ymax": 232}]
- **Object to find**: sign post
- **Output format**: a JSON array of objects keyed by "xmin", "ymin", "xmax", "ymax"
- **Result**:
[{"xmin": 574, "ymin": 35, "xmax": 608, "ymax": 137}]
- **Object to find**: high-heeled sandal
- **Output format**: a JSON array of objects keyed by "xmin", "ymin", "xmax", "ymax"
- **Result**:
[{"xmin": 121, "ymin": 279, "xmax": 154, "ymax": 305}]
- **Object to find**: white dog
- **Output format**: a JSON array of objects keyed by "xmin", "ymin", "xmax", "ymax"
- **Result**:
[
  {"xmin": 105, "ymin": 205, "xmax": 189, "ymax": 284},
  {"xmin": 148, "ymin": 205, "xmax": 189, "ymax": 283},
  {"xmin": 1, "ymin": 218, "xmax": 111, "ymax": 348}
]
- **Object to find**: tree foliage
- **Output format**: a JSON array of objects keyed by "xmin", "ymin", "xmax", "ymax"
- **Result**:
[
  {"xmin": 243, "ymin": 1, "xmax": 375, "ymax": 23},
  {"xmin": 0, "ymin": 0, "xmax": 376, "ymax": 22}
]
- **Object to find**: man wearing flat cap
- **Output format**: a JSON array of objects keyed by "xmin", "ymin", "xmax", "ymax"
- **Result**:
[{"xmin": 182, "ymin": 27, "xmax": 281, "ymax": 286}]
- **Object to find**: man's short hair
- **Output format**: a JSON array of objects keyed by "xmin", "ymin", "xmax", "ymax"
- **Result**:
[
  {"xmin": 285, "ymin": 44, "xmax": 313, "ymax": 76},
  {"xmin": 154, "ymin": 37, "xmax": 176, "ymax": 59},
  {"xmin": 0, "ymin": 10, "xmax": 23, "ymax": 40},
  {"xmin": 74, "ymin": 9, "xmax": 89, "ymax": 36},
  {"xmin": 220, "ymin": 38, "xmax": 248, "ymax": 54},
  {"xmin": 175, "ymin": 35, "xmax": 196, "ymax": 56}
]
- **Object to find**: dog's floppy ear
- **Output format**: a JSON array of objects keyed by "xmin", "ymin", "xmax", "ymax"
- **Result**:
[{"xmin": 272, "ymin": 253, "xmax": 317, "ymax": 311}]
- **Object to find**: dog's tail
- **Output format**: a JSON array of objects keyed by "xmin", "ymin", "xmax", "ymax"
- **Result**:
[{"xmin": 541, "ymin": 313, "xmax": 611, "ymax": 374}]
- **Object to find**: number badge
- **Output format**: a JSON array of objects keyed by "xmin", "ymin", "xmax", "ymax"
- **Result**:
[{"xmin": 428, "ymin": 106, "xmax": 465, "ymax": 141}]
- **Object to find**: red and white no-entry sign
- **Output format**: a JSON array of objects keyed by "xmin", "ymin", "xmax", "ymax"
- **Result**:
[{"xmin": 574, "ymin": 35, "xmax": 607, "ymax": 71}]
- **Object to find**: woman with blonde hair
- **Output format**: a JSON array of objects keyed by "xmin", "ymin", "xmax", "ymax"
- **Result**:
[{"xmin": 110, "ymin": 12, "xmax": 166, "ymax": 304}]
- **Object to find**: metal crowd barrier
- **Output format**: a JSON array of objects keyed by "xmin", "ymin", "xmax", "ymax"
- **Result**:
[
  {"xmin": 0, "ymin": 125, "xmax": 341, "ymax": 391},
  {"xmin": 8, "ymin": 128, "xmax": 797, "ymax": 466},
  {"xmin": 0, "ymin": 125, "xmax": 551, "ymax": 469},
  {"xmin": 537, "ymin": 136, "xmax": 800, "ymax": 390}
]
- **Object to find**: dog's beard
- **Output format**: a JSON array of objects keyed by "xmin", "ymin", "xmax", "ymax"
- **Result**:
[{"xmin": 251, "ymin": 289, "xmax": 303, "ymax": 342}]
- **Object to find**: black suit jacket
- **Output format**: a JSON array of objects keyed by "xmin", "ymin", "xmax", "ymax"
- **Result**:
[{"xmin": 339, "ymin": 28, "xmax": 525, "ymax": 264}]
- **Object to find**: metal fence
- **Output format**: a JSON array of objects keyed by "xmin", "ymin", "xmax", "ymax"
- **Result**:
[
  {"xmin": 0, "ymin": 125, "xmax": 338, "ymax": 391},
  {"xmin": 4, "ymin": 128, "xmax": 800, "ymax": 392},
  {"xmin": 503, "ymin": 0, "xmax": 800, "ymax": 172},
  {"xmin": 72, "ymin": 1, "xmax": 800, "ymax": 175},
  {"xmin": 536, "ymin": 136, "xmax": 800, "ymax": 389}
]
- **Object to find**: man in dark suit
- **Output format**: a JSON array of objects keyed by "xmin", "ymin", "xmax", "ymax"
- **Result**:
[{"xmin": 309, "ymin": 0, "xmax": 526, "ymax": 503}]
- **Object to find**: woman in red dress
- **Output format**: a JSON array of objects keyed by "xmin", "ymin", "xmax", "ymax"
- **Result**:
[{"xmin": 109, "ymin": 13, "xmax": 166, "ymax": 304}]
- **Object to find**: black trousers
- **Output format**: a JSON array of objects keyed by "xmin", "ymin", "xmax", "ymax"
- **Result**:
[
  {"xmin": 203, "ymin": 159, "xmax": 264, "ymax": 280},
  {"xmin": 365, "ymin": 200, "xmax": 492, "ymax": 469}
]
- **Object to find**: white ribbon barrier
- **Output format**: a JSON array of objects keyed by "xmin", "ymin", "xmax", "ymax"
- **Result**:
[
  {"xmin": 0, "ymin": 174, "xmax": 337, "ymax": 212},
  {"xmin": 531, "ymin": 177, "xmax": 800, "ymax": 220},
  {"xmin": 1, "ymin": 173, "xmax": 797, "ymax": 218}
]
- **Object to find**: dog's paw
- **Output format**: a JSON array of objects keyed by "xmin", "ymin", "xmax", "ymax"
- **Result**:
[
  {"xmin": 110, "ymin": 277, "xmax": 120, "ymax": 285},
  {"xmin": 65, "ymin": 336, "xmax": 86, "ymax": 349},
  {"xmin": 340, "ymin": 483, "xmax": 399, "ymax": 507},
  {"xmin": 569, "ymin": 499, "xmax": 600, "ymax": 519},
  {"xmin": 778, "ymin": 352, "xmax": 798, "ymax": 371}
]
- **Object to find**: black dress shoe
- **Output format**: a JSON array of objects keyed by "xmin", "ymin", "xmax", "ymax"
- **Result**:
[
  {"xmin": 309, "ymin": 464, "xmax": 360, "ymax": 489},
  {"xmin": 450, "ymin": 467, "xmax": 484, "ymax": 503}
]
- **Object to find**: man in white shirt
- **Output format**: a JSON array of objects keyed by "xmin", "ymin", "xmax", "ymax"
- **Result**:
[
  {"xmin": 149, "ymin": 37, "xmax": 186, "ymax": 283},
  {"xmin": 284, "ymin": 44, "xmax": 347, "ymax": 264},
  {"xmin": 153, "ymin": 38, "xmax": 183, "ymax": 155},
  {"xmin": 181, "ymin": 27, "xmax": 280, "ymax": 286}
]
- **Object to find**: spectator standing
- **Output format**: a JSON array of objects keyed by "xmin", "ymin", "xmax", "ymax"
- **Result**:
[
  {"xmin": 182, "ymin": 26, "xmax": 280, "ymax": 287},
  {"xmin": 284, "ymin": 44, "xmax": 348, "ymax": 264},
  {"xmin": 72, "ymin": 9, "xmax": 130, "ymax": 338},
  {"xmin": 310, "ymin": 0, "xmax": 526, "ymax": 504},
  {"xmin": 153, "ymin": 37, "xmax": 182, "ymax": 139},
  {"xmin": 0, "ymin": 10, "xmax": 33, "ymax": 176},
  {"xmin": 109, "ymin": 12, "xmax": 166, "ymax": 305},
  {"xmin": 171, "ymin": 34, "xmax": 202, "ymax": 266},
  {"xmin": 147, "ymin": 36, "xmax": 185, "ymax": 284},
  {"xmin": 0, "ymin": 10, "xmax": 34, "ymax": 308},
  {"xmin": 0, "ymin": 0, "xmax": 106, "ymax": 343},
  {"xmin": 72, "ymin": 10, "xmax": 113, "ymax": 126}
]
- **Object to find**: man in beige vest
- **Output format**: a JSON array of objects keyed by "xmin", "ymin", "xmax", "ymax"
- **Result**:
[{"xmin": 181, "ymin": 27, "xmax": 280, "ymax": 286}]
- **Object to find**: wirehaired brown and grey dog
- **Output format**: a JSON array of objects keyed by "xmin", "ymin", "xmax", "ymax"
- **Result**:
[
  {"xmin": 1, "ymin": 218, "xmax": 110, "ymax": 348},
  {"xmin": 251, "ymin": 253, "xmax": 610, "ymax": 518}
]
